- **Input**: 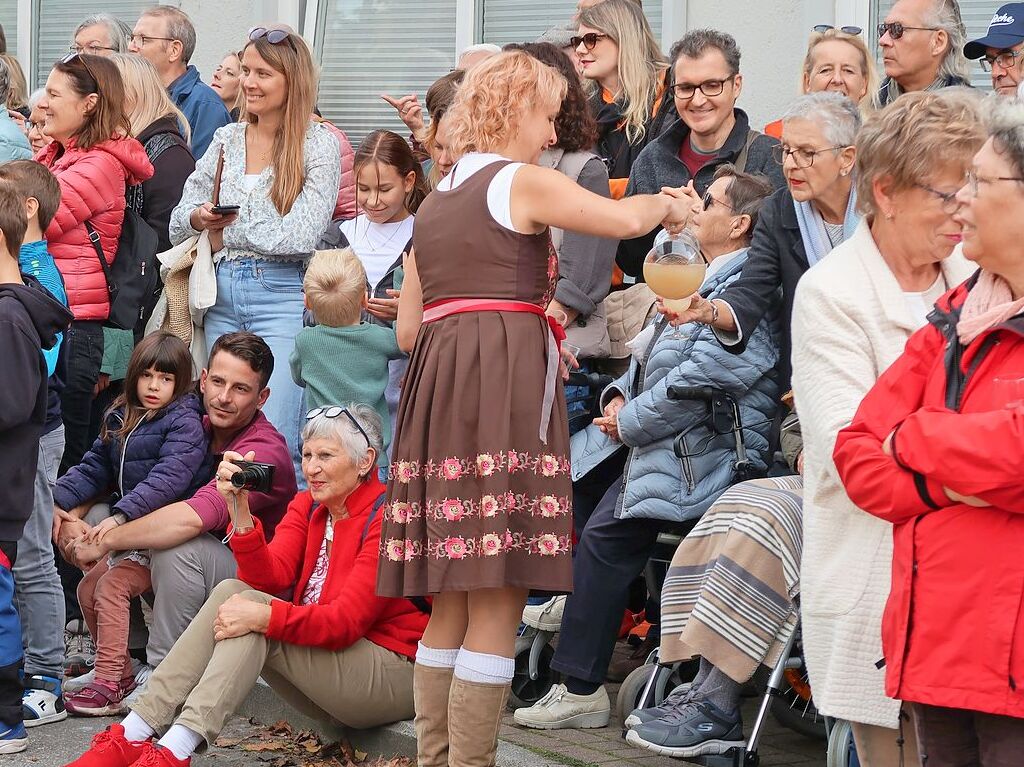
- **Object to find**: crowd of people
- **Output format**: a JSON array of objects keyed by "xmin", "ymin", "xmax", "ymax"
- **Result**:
[{"xmin": 0, "ymin": 0, "xmax": 1021, "ymax": 766}]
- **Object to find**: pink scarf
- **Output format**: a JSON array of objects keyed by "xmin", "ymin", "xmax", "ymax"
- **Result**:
[{"xmin": 957, "ymin": 270, "xmax": 1024, "ymax": 345}]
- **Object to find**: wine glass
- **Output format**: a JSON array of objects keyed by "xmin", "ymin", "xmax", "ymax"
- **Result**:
[{"xmin": 643, "ymin": 230, "xmax": 705, "ymax": 338}]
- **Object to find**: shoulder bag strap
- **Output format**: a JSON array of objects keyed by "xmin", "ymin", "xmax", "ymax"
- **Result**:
[
  {"xmin": 84, "ymin": 220, "xmax": 115, "ymax": 295},
  {"xmin": 735, "ymin": 130, "xmax": 758, "ymax": 174}
]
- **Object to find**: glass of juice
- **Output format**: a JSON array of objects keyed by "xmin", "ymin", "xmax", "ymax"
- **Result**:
[{"xmin": 642, "ymin": 230, "xmax": 705, "ymax": 338}]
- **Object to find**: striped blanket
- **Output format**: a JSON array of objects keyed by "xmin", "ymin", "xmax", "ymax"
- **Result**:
[{"xmin": 659, "ymin": 475, "xmax": 803, "ymax": 684}]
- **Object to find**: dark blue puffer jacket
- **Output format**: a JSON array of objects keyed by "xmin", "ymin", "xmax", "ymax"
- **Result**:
[{"xmin": 53, "ymin": 393, "xmax": 210, "ymax": 520}]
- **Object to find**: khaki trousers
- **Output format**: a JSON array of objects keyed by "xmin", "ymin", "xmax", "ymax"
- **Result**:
[
  {"xmin": 131, "ymin": 579, "xmax": 415, "ymax": 748},
  {"xmin": 852, "ymin": 715, "xmax": 922, "ymax": 767}
]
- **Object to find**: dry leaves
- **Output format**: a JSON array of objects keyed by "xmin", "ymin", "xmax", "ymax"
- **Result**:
[{"xmin": 211, "ymin": 719, "xmax": 413, "ymax": 767}]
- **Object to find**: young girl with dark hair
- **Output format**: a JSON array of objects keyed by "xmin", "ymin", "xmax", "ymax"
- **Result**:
[{"xmin": 53, "ymin": 332, "xmax": 210, "ymax": 716}]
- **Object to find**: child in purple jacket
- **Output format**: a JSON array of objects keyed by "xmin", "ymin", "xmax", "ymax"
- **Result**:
[{"xmin": 53, "ymin": 332, "xmax": 209, "ymax": 716}]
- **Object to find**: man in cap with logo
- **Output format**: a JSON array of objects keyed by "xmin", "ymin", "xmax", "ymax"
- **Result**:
[{"xmin": 965, "ymin": 3, "xmax": 1024, "ymax": 95}]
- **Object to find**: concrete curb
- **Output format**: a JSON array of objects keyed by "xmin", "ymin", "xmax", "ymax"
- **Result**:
[{"xmin": 239, "ymin": 680, "xmax": 549, "ymax": 766}]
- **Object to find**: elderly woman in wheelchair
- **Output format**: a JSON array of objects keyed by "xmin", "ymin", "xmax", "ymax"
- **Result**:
[{"xmin": 513, "ymin": 164, "xmax": 781, "ymax": 743}]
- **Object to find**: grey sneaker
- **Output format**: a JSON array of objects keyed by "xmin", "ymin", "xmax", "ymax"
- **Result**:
[
  {"xmin": 623, "ymin": 682, "xmax": 693, "ymax": 729},
  {"xmin": 63, "ymin": 619, "xmax": 95, "ymax": 679},
  {"xmin": 625, "ymin": 700, "xmax": 745, "ymax": 758}
]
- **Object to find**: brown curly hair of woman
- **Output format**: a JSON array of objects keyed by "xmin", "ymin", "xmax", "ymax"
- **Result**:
[{"xmin": 503, "ymin": 42, "xmax": 598, "ymax": 154}]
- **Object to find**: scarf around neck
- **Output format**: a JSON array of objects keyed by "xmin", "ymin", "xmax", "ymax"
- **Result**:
[
  {"xmin": 957, "ymin": 270, "xmax": 1024, "ymax": 345},
  {"xmin": 793, "ymin": 186, "xmax": 860, "ymax": 267}
]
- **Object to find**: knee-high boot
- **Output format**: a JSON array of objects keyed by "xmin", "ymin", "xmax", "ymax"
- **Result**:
[
  {"xmin": 447, "ymin": 676, "xmax": 510, "ymax": 767},
  {"xmin": 414, "ymin": 663, "xmax": 455, "ymax": 766}
]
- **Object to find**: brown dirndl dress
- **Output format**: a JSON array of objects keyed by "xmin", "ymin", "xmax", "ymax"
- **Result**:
[{"xmin": 376, "ymin": 158, "xmax": 573, "ymax": 597}]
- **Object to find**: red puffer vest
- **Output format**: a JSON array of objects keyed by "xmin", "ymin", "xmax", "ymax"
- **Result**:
[
  {"xmin": 835, "ymin": 275, "xmax": 1024, "ymax": 719},
  {"xmin": 37, "ymin": 136, "xmax": 154, "ymax": 320}
]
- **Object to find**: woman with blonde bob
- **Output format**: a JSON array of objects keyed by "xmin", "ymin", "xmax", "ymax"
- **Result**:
[
  {"xmin": 376, "ymin": 50, "xmax": 694, "ymax": 767},
  {"xmin": 170, "ymin": 24, "xmax": 340, "ymax": 475},
  {"xmin": 765, "ymin": 26, "xmax": 878, "ymax": 138},
  {"xmin": 576, "ymin": 0, "xmax": 673, "ymax": 200},
  {"xmin": 110, "ymin": 53, "xmax": 194, "ymax": 250}
]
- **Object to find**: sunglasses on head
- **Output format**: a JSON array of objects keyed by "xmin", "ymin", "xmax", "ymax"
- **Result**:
[
  {"xmin": 249, "ymin": 26, "xmax": 295, "ymax": 46},
  {"xmin": 877, "ymin": 22, "xmax": 939, "ymax": 40},
  {"xmin": 58, "ymin": 52, "xmax": 100, "ymax": 92},
  {"xmin": 570, "ymin": 32, "xmax": 609, "ymax": 51},
  {"xmin": 306, "ymin": 406, "xmax": 371, "ymax": 450},
  {"xmin": 813, "ymin": 24, "xmax": 863, "ymax": 35}
]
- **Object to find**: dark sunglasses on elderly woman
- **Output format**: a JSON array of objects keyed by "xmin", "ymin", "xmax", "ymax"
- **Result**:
[
  {"xmin": 306, "ymin": 406, "xmax": 371, "ymax": 449},
  {"xmin": 249, "ymin": 26, "xmax": 294, "ymax": 45}
]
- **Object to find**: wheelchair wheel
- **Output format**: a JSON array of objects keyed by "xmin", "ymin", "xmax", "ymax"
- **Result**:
[
  {"xmin": 615, "ymin": 663, "xmax": 682, "ymax": 725},
  {"xmin": 826, "ymin": 719, "xmax": 854, "ymax": 767},
  {"xmin": 509, "ymin": 636, "xmax": 556, "ymax": 710},
  {"xmin": 770, "ymin": 639, "xmax": 826, "ymax": 740}
]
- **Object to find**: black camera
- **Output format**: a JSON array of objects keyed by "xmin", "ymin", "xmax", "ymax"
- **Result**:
[{"xmin": 229, "ymin": 460, "xmax": 276, "ymax": 494}]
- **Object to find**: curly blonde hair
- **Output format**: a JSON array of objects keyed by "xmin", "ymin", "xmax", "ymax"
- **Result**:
[
  {"xmin": 445, "ymin": 50, "xmax": 567, "ymax": 159},
  {"xmin": 855, "ymin": 88, "xmax": 984, "ymax": 221}
]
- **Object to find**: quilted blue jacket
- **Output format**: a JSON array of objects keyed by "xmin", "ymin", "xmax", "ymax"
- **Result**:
[
  {"xmin": 53, "ymin": 393, "xmax": 211, "ymax": 520},
  {"xmin": 571, "ymin": 250, "xmax": 781, "ymax": 523}
]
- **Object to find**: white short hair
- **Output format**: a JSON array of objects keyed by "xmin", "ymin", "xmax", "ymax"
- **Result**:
[{"xmin": 460, "ymin": 43, "xmax": 502, "ymax": 58}]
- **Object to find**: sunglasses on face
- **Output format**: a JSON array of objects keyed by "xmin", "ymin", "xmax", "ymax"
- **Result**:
[
  {"xmin": 249, "ymin": 26, "xmax": 295, "ymax": 46},
  {"xmin": 702, "ymin": 190, "xmax": 735, "ymax": 211},
  {"xmin": 570, "ymin": 33, "xmax": 609, "ymax": 51},
  {"xmin": 813, "ymin": 24, "xmax": 863, "ymax": 35},
  {"xmin": 306, "ymin": 406, "xmax": 371, "ymax": 450},
  {"xmin": 877, "ymin": 22, "xmax": 939, "ymax": 40}
]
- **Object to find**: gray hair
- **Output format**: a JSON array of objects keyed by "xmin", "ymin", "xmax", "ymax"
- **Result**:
[
  {"xmin": 0, "ymin": 59, "xmax": 9, "ymax": 104},
  {"xmin": 27, "ymin": 88, "xmax": 44, "ymax": 110},
  {"xmin": 783, "ymin": 92, "xmax": 862, "ymax": 148},
  {"xmin": 927, "ymin": 0, "xmax": 970, "ymax": 84},
  {"xmin": 987, "ymin": 96, "xmax": 1024, "ymax": 179},
  {"xmin": 301, "ymin": 404, "xmax": 384, "ymax": 468},
  {"xmin": 75, "ymin": 14, "xmax": 132, "ymax": 53},
  {"xmin": 460, "ymin": 43, "xmax": 502, "ymax": 58},
  {"xmin": 670, "ymin": 29, "xmax": 741, "ymax": 76},
  {"xmin": 140, "ymin": 6, "xmax": 197, "ymax": 64}
]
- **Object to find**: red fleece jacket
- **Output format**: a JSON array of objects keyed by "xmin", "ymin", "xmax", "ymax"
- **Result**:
[{"xmin": 229, "ymin": 476, "xmax": 426, "ymax": 658}]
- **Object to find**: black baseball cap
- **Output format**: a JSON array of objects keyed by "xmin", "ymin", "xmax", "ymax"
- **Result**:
[{"xmin": 965, "ymin": 3, "xmax": 1024, "ymax": 59}]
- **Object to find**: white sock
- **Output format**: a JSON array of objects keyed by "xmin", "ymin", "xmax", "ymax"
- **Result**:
[
  {"xmin": 157, "ymin": 724, "xmax": 204, "ymax": 761},
  {"xmin": 121, "ymin": 711, "xmax": 155, "ymax": 742},
  {"xmin": 454, "ymin": 647, "xmax": 514, "ymax": 684},
  {"xmin": 416, "ymin": 642, "xmax": 459, "ymax": 669}
]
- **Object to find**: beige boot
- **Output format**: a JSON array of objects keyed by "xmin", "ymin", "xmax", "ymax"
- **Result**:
[
  {"xmin": 414, "ymin": 663, "xmax": 454, "ymax": 767},
  {"xmin": 447, "ymin": 676, "xmax": 511, "ymax": 767}
]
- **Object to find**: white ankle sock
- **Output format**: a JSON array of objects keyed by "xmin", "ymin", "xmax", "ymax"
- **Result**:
[
  {"xmin": 416, "ymin": 642, "xmax": 459, "ymax": 669},
  {"xmin": 454, "ymin": 647, "xmax": 514, "ymax": 684},
  {"xmin": 121, "ymin": 712, "xmax": 155, "ymax": 742},
  {"xmin": 157, "ymin": 724, "xmax": 204, "ymax": 761}
]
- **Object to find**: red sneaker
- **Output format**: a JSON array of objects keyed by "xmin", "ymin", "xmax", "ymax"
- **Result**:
[
  {"xmin": 133, "ymin": 743, "xmax": 191, "ymax": 767},
  {"xmin": 63, "ymin": 724, "xmax": 150, "ymax": 767}
]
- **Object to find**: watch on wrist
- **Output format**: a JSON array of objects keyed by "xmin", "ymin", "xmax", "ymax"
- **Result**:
[{"xmin": 708, "ymin": 300, "xmax": 720, "ymax": 325}]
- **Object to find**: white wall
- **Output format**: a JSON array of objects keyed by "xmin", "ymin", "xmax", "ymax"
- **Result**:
[{"xmin": 174, "ymin": 0, "xmax": 285, "ymax": 82}]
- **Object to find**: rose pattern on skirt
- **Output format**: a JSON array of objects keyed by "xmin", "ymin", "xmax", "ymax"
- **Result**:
[
  {"xmin": 382, "ymin": 494, "xmax": 571, "ymax": 523},
  {"xmin": 379, "ymin": 531, "xmax": 574, "ymax": 561},
  {"xmin": 388, "ymin": 451, "xmax": 570, "ymax": 484}
]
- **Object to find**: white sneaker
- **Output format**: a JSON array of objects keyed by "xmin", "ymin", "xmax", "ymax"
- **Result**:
[
  {"xmin": 22, "ymin": 676, "xmax": 67, "ymax": 728},
  {"xmin": 512, "ymin": 683, "xmax": 610, "ymax": 730},
  {"xmin": 522, "ymin": 596, "xmax": 566, "ymax": 632},
  {"xmin": 63, "ymin": 667, "xmax": 96, "ymax": 694},
  {"xmin": 123, "ymin": 663, "xmax": 154, "ymax": 707}
]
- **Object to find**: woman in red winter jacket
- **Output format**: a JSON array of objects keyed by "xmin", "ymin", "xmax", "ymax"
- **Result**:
[
  {"xmin": 35, "ymin": 53, "xmax": 153, "ymax": 471},
  {"xmin": 834, "ymin": 99, "xmax": 1024, "ymax": 765}
]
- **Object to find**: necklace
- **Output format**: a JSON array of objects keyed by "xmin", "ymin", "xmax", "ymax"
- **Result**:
[{"xmin": 361, "ymin": 215, "xmax": 409, "ymax": 253}]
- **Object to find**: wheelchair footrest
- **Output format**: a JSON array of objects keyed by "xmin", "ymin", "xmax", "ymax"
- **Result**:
[{"xmin": 691, "ymin": 746, "xmax": 757, "ymax": 767}]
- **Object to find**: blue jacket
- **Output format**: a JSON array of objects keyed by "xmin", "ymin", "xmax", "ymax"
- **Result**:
[
  {"xmin": 168, "ymin": 65, "xmax": 231, "ymax": 161},
  {"xmin": 52, "ymin": 393, "xmax": 211, "ymax": 520},
  {"xmin": 18, "ymin": 241, "xmax": 67, "ymax": 377},
  {"xmin": 0, "ymin": 109, "xmax": 31, "ymax": 163},
  {"xmin": 571, "ymin": 250, "xmax": 780, "ymax": 523}
]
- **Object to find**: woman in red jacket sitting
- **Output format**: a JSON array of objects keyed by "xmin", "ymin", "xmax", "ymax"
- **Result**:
[
  {"xmin": 834, "ymin": 98, "xmax": 1024, "ymax": 765},
  {"xmin": 35, "ymin": 53, "xmax": 153, "ymax": 472},
  {"xmin": 67, "ymin": 404, "xmax": 427, "ymax": 767}
]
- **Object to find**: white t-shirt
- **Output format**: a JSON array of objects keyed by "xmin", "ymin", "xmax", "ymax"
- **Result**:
[
  {"xmin": 903, "ymin": 273, "xmax": 949, "ymax": 328},
  {"xmin": 436, "ymin": 152, "xmax": 526, "ymax": 233},
  {"xmin": 340, "ymin": 214, "xmax": 415, "ymax": 290}
]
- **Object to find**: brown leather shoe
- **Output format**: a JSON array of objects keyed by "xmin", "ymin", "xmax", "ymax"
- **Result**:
[
  {"xmin": 607, "ymin": 632, "xmax": 658, "ymax": 683},
  {"xmin": 414, "ymin": 664, "xmax": 454, "ymax": 767},
  {"xmin": 447, "ymin": 676, "xmax": 510, "ymax": 767}
]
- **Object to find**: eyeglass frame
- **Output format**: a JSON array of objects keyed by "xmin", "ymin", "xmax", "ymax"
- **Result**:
[
  {"xmin": 979, "ymin": 48, "xmax": 1024, "ymax": 72},
  {"xmin": 670, "ymin": 77, "xmax": 734, "ymax": 100},
  {"xmin": 772, "ymin": 143, "xmax": 845, "ymax": 168},
  {"xmin": 57, "ymin": 52, "xmax": 101, "ymax": 93},
  {"xmin": 813, "ymin": 24, "xmax": 863, "ymax": 35},
  {"xmin": 569, "ymin": 33, "xmax": 609, "ymax": 51},
  {"xmin": 69, "ymin": 43, "xmax": 116, "ymax": 54},
  {"xmin": 305, "ymin": 406, "xmax": 372, "ymax": 450},
  {"xmin": 129, "ymin": 33, "xmax": 177, "ymax": 47},
  {"xmin": 915, "ymin": 183, "xmax": 961, "ymax": 213},
  {"xmin": 964, "ymin": 169, "xmax": 1024, "ymax": 198},
  {"xmin": 702, "ymin": 190, "xmax": 735, "ymax": 212},
  {"xmin": 877, "ymin": 22, "xmax": 940, "ymax": 40}
]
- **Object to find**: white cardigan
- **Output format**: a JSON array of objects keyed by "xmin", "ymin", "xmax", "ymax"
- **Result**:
[{"xmin": 791, "ymin": 220, "xmax": 973, "ymax": 727}]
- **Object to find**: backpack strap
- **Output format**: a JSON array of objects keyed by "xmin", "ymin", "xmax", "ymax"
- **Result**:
[
  {"xmin": 83, "ymin": 221, "xmax": 115, "ymax": 296},
  {"xmin": 734, "ymin": 130, "xmax": 758, "ymax": 174}
]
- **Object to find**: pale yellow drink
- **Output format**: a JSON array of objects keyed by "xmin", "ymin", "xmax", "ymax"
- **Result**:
[{"xmin": 643, "ymin": 261, "xmax": 706, "ymax": 309}]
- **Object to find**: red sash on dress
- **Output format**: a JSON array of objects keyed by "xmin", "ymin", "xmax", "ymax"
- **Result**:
[{"xmin": 421, "ymin": 298, "xmax": 566, "ymax": 443}]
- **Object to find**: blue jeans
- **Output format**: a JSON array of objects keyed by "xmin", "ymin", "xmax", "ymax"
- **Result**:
[{"xmin": 204, "ymin": 258, "xmax": 306, "ymax": 481}]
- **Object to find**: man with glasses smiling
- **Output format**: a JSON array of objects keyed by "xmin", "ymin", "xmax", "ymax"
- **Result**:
[
  {"xmin": 129, "ymin": 5, "xmax": 229, "ymax": 158},
  {"xmin": 964, "ymin": 3, "xmax": 1024, "ymax": 96},
  {"xmin": 618, "ymin": 29, "xmax": 784, "ymax": 279}
]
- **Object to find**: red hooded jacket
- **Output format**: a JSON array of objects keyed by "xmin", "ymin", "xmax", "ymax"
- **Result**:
[
  {"xmin": 37, "ymin": 136, "xmax": 154, "ymax": 320},
  {"xmin": 228, "ymin": 475, "xmax": 427, "ymax": 658},
  {"xmin": 834, "ymin": 274, "xmax": 1024, "ymax": 719}
]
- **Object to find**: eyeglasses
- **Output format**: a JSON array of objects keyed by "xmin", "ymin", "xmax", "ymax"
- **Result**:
[
  {"xmin": 877, "ymin": 22, "xmax": 939, "ymax": 40},
  {"xmin": 69, "ymin": 43, "xmax": 115, "ymax": 54},
  {"xmin": 964, "ymin": 169, "xmax": 1024, "ymax": 198},
  {"xmin": 772, "ymin": 144, "xmax": 843, "ymax": 168},
  {"xmin": 249, "ymin": 26, "xmax": 295, "ymax": 46},
  {"xmin": 670, "ymin": 78, "xmax": 732, "ymax": 100},
  {"xmin": 702, "ymin": 190, "xmax": 735, "ymax": 211},
  {"xmin": 915, "ymin": 183, "xmax": 961, "ymax": 213},
  {"xmin": 570, "ymin": 33, "xmax": 609, "ymax": 51},
  {"xmin": 813, "ymin": 24, "xmax": 863, "ymax": 35},
  {"xmin": 58, "ymin": 53, "xmax": 100, "ymax": 92},
  {"xmin": 129, "ymin": 33, "xmax": 176, "ymax": 47},
  {"xmin": 980, "ymin": 49, "xmax": 1024, "ymax": 72},
  {"xmin": 306, "ymin": 406, "xmax": 371, "ymax": 449}
]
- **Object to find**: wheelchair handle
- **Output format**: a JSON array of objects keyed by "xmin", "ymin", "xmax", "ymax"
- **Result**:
[
  {"xmin": 666, "ymin": 385, "xmax": 716, "ymax": 402},
  {"xmin": 566, "ymin": 371, "xmax": 615, "ymax": 390}
]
